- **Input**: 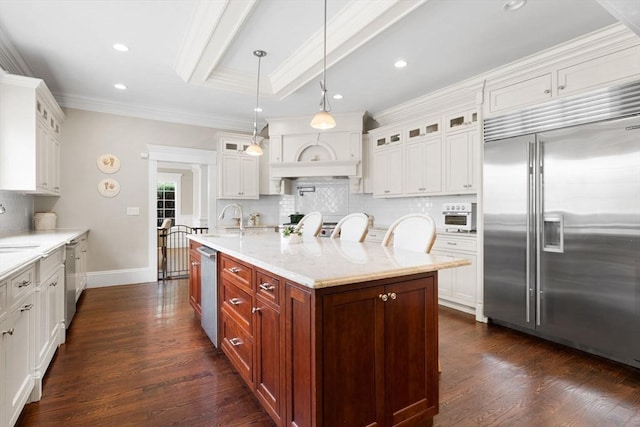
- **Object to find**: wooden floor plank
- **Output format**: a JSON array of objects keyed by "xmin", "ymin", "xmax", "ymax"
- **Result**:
[{"xmin": 17, "ymin": 280, "xmax": 640, "ymax": 427}]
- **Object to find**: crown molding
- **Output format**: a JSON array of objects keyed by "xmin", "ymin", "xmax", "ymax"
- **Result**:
[
  {"xmin": 55, "ymin": 93, "xmax": 252, "ymax": 132},
  {"xmin": 0, "ymin": 27, "xmax": 34, "ymax": 77},
  {"xmin": 270, "ymin": 0, "xmax": 428, "ymax": 99}
]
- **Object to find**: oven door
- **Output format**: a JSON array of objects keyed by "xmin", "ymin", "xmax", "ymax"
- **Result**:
[{"xmin": 444, "ymin": 213, "xmax": 471, "ymax": 230}]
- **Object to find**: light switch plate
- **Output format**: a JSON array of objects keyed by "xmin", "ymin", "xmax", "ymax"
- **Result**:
[{"xmin": 127, "ymin": 207, "xmax": 140, "ymax": 216}]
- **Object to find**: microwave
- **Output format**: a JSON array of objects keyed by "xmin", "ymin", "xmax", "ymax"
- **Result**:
[{"xmin": 442, "ymin": 202, "xmax": 477, "ymax": 232}]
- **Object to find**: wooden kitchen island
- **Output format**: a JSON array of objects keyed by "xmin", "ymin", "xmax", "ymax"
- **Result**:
[{"xmin": 188, "ymin": 232, "xmax": 469, "ymax": 427}]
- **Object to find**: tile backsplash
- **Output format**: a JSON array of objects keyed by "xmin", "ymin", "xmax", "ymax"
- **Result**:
[{"xmin": 0, "ymin": 190, "xmax": 33, "ymax": 237}]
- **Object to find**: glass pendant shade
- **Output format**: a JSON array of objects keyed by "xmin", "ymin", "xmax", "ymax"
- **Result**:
[
  {"xmin": 245, "ymin": 142, "xmax": 263, "ymax": 156},
  {"xmin": 310, "ymin": 110, "xmax": 336, "ymax": 129}
]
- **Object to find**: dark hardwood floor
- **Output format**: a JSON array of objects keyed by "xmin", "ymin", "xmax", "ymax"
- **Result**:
[{"xmin": 17, "ymin": 280, "xmax": 640, "ymax": 427}]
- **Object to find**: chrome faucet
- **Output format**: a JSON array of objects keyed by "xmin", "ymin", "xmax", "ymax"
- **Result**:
[{"xmin": 218, "ymin": 204, "xmax": 244, "ymax": 233}]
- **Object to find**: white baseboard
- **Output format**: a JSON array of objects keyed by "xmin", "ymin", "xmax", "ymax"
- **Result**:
[{"xmin": 87, "ymin": 267, "xmax": 157, "ymax": 288}]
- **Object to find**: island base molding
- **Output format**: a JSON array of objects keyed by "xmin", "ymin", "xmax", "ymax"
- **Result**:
[{"xmin": 217, "ymin": 252, "xmax": 440, "ymax": 427}]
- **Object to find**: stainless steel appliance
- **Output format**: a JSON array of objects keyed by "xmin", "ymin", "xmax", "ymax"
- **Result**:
[
  {"xmin": 483, "ymin": 82, "xmax": 640, "ymax": 368},
  {"xmin": 442, "ymin": 202, "xmax": 476, "ymax": 232},
  {"xmin": 64, "ymin": 240, "xmax": 79, "ymax": 328},
  {"xmin": 318, "ymin": 222, "xmax": 337, "ymax": 237},
  {"xmin": 197, "ymin": 246, "xmax": 218, "ymax": 347}
]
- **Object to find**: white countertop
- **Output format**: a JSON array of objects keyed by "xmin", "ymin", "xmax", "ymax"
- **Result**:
[
  {"xmin": 0, "ymin": 229, "xmax": 89, "ymax": 279},
  {"xmin": 189, "ymin": 231, "xmax": 470, "ymax": 289}
]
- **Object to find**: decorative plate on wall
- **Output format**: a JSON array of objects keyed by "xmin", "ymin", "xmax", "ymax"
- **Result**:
[
  {"xmin": 97, "ymin": 154, "xmax": 121, "ymax": 173},
  {"xmin": 98, "ymin": 178, "xmax": 120, "ymax": 197}
]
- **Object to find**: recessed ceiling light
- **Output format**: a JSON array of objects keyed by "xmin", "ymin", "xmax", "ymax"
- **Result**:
[
  {"xmin": 333, "ymin": 94, "xmax": 343, "ymax": 100},
  {"xmin": 114, "ymin": 83, "xmax": 127, "ymax": 90},
  {"xmin": 502, "ymin": 0, "xmax": 527, "ymax": 12},
  {"xmin": 394, "ymin": 60, "xmax": 407, "ymax": 69},
  {"xmin": 113, "ymin": 43, "xmax": 129, "ymax": 52}
]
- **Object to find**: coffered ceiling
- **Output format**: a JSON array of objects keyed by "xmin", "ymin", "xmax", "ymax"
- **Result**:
[{"xmin": 0, "ymin": 0, "xmax": 630, "ymax": 132}]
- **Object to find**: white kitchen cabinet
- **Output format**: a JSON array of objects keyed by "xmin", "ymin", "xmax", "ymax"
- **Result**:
[
  {"xmin": 556, "ymin": 45, "xmax": 640, "ymax": 97},
  {"xmin": 371, "ymin": 128, "xmax": 403, "ymax": 149},
  {"xmin": 32, "ymin": 248, "xmax": 64, "ymax": 401},
  {"xmin": 488, "ymin": 73, "xmax": 553, "ymax": 115},
  {"xmin": 445, "ymin": 109, "xmax": 478, "ymax": 134},
  {"xmin": 217, "ymin": 135, "xmax": 259, "ymax": 200},
  {"xmin": 404, "ymin": 118, "xmax": 441, "ymax": 143},
  {"xmin": 444, "ymin": 129, "xmax": 479, "ymax": 193},
  {"xmin": 372, "ymin": 145, "xmax": 403, "ymax": 197},
  {"xmin": 404, "ymin": 136, "xmax": 442, "ymax": 195},
  {"xmin": 2, "ymin": 261, "xmax": 36, "ymax": 427},
  {"xmin": 487, "ymin": 45, "xmax": 640, "ymax": 116},
  {"xmin": 431, "ymin": 234, "xmax": 477, "ymax": 315},
  {"xmin": 0, "ymin": 74, "xmax": 64, "ymax": 195}
]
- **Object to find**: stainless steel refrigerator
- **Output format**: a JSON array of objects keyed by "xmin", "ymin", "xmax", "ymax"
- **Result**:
[{"xmin": 483, "ymin": 82, "xmax": 640, "ymax": 369}]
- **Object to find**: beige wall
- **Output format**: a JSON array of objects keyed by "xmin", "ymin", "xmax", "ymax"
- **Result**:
[{"xmin": 35, "ymin": 108, "xmax": 218, "ymax": 273}]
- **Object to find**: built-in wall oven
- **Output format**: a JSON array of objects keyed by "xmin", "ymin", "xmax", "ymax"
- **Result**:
[{"xmin": 442, "ymin": 202, "xmax": 477, "ymax": 232}]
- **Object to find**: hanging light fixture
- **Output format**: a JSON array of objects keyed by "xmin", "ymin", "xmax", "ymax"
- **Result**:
[
  {"xmin": 310, "ymin": 0, "xmax": 336, "ymax": 130},
  {"xmin": 246, "ymin": 49, "xmax": 267, "ymax": 156}
]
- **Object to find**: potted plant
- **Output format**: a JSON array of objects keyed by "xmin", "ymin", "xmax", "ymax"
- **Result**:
[{"xmin": 281, "ymin": 225, "xmax": 302, "ymax": 244}]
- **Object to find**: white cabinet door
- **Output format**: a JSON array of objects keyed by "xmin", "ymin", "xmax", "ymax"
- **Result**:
[
  {"xmin": 0, "ymin": 317, "xmax": 5, "ymax": 427},
  {"xmin": 452, "ymin": 253, "xmax": 477, "ymax": 303},
  {"xmin": 405, "ymin": 137, "xmax": 442, "ymax": 195},
  {"xmin": 76, "ymin": 236, "xmax": 88, "ymax": 302},
  {"xmin": 34, "ymin": 283, "xmax": 50, "ymax": 368},
  {"xmin": 557, "ymin": 45, "xmax": 640, "ymax": 97},
  {"xmin": 5, "ymin": 295, "xmax": 34, "ymax": 427},
  {"xmin": 219, "ymin": 155, "xmax": 259, "ymax": 199},
  {"xmin": 445, "ymin": 131, "xmax": 474, "ymax": 192},
  {"xmin": 488, "ymin": 73, "xmax": 553, "ymax": 114},
  {"xmin": 373, "ymin": 146, "xmax": 402, "ymax": 197}
]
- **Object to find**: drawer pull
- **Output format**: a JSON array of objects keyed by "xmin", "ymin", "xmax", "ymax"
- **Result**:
[
  {"xmin": 252, "ymin": 307, "xmax": 261, "ymax": 314},
  {"xmin": 50, "ymin": 280, "xmax": 58, "ymax": 287},
  {"xmin": 191, "ymin": 261, "xmax": 200, "ymax": 266},
  {"xmin": 447, "ymin": 242, "xmax": 458, "ymax": 245},
  {"xmin": 2, "ymin": 328, "xmax": 14, "ymax": 336},
  {"xmin": 259, "ymin": 283, "xmax": 275, "ymax": 292},
  {"xmin": 229, "ymin": 298, "xmax": 242, "ymax": 305},
  {"xmin": 229, "ymin": 267, "xmax": 240, "ymax": 274},
  {"xmin": 17, "ymin": 280, "xmax": 31, "ymax": 288},
  {"xmin": 20, "ymin": 304, "xmax": 34, "ymax": 312},
  {"xmin": 229, "ymin": 337, "xmax": 242, "ymax": 347}
]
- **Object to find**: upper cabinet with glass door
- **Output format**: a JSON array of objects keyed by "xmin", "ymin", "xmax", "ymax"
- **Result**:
[{"xmin": 217, "ymin": 133, "xmax": 259, "ymax": 200}]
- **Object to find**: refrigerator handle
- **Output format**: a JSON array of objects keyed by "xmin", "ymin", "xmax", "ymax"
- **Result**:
[
  {"xmin": 526, "ymin": 141, "xmax": 534, "ymax": 324},
  {"xmin": 536, "ymin": 141, "xmax": 543, "ymax": 326}
]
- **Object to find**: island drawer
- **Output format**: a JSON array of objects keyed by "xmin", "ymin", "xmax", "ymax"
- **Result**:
[
  {"xmin": 256, "ymin": 270, "xmax": 280, "ymax": 306},
  {"xmin": 220, "ymin": 281, "xmax": 253, "ymax": 334},
  {"xmin": 220, "ymin": 313, "xmax": 254, "ymax": 386},
  {"xmin": 220, "ymin": 254, "xmax": 253, "ymax": 291}
]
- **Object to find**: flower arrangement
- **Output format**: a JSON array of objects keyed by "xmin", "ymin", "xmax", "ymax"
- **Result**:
[{"xmin": 281, "ymin": 225, "xmax": 302, "ymax": 238}]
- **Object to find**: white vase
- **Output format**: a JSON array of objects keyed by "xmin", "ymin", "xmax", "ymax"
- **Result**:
[{"xmin": 283, "ymin": 234, "xmax": 302, "ymax": 244}]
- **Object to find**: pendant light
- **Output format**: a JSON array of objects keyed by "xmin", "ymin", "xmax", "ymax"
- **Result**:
[
  {"xmin": 246, "ymin": 50, "xmax": 267, "ymax": 156},
  {"xmin": 310, "ymin": 0, "xmax": 336, "ymax": 130}
]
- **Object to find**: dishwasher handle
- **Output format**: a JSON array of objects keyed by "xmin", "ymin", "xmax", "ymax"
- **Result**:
[{"xmin": 196, "ymin": 246, "xmax": 217, "ymax": 259}]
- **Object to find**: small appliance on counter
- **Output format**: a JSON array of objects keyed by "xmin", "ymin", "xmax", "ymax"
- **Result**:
[{"xmin": 442, "ymin": 202, "xmax": 476, "ymax": 232}]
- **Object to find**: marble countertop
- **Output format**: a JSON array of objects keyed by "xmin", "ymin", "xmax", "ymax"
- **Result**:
[
  {"xmin": 0, "ymin": 229, "xmax": 89, "ymax": 279},
  {"xmin": 189, "ymin": 231, "xmax": 471, "ymax": 289}
]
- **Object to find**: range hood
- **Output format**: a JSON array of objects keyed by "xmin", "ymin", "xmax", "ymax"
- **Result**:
[{"xmin": 267, "ymin": 112, "xmax": 365, "ymax": 192}]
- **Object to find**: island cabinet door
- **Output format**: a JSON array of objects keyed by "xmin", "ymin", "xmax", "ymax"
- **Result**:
[
  {"xmin": 384, "ymin": 276, "xmax": 439, "ymax": 426},
  {"xmin": 188, "ymin": 246, "xmax": 202, "ymax": 317},
  {"xmin": 322, "ymin": 285, "xmax": 386, "ymax": 427}
]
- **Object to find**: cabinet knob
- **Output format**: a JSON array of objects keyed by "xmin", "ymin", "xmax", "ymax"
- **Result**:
[
  {"xmin": 20, "ymin": 303, "xmax": 34, "ymax": 312},
  {"xmin": 558, "ymin": 85, "xmax": 565, "ymax": 90},
  {"xmin": 2, "ymin": 328, "xmax": 14, "ymax": 336},
  {"xmin": 544, "ymin": 89, "xmax": 550, "ymax": 94},
  {"xmin": 388, "ymin": 292, "xmax": 397, "ymax": 300},
  {"xmin": 252, "ymin": 307, "xmax": 261, "ymax": 314},
  {"xmin": 229, "ymin": 298, "xmax": 242, "ymax": 305},
  {"xmin": 259, "ymin": 283, "xmax": 275, "ymax": 292},
  {"xmin": 379, "ymin": 293, "xmax": 388, "ymax": 302},
  {"xmin": 229, "ymin": 337, "xmax": 242, "ymax": 347}
]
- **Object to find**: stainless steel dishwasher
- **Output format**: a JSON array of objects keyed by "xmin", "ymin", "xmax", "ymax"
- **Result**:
[
  {"xmin": 197, "ymin": 246, "xmax": 218, "ymax": 347},
  {"xmin": 65, "ymin": 240, "xmax": 79, "ymax": 328}
]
